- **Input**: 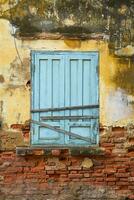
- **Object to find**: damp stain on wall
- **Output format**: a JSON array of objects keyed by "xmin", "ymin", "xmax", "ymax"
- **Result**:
[
  {"xmin": 0, "ymin": 0, "xmax": 134, "ymax": 55},
  {"xmin": 112, "ymin": 58, "xmax": 134, "ymax": 96},
  {"xmin": 0, "ymin": 1, "xmax": 134, "ymax": 148}
]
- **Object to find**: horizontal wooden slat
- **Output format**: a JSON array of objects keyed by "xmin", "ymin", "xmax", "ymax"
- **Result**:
[
  {"xmin": 31, "ymin": 104, "xmax": 99, "ymax": 113},
  {"xmin": 31, "ymin": 120, "xmax": 95, "ymax": 143},
  {"xmin": 41, "ymin": 115, "xmax": 98, "ymax": 120}
]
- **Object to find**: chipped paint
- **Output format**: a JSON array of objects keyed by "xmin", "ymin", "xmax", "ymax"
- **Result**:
[{"xmin": 0, "ymin": 0, "xmax": 134, "ymax": 148}]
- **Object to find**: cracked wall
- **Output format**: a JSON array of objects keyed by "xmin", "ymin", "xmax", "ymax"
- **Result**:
[{"xmin": 0, "ymin": 0, "xmax": 134, "ymax": 148}]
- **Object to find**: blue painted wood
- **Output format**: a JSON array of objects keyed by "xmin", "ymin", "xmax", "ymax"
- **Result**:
[
  {"xmin": 31, "ymin": 51, "xmax": 99, "ymax": 146},
  {"xmin": 64, "ymin": 54, "xmax": 99, "ymax": 145}
]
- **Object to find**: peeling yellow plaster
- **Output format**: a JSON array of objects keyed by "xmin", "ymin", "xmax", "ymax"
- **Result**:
[
  {"xmin": 0, "ymin": 19, "xmax": 30, "ymax": 127},
  {"xmin": 0, "ymin": 19, "xmax": 134, "ymax": 129},
  {"xmin": 0, "ymin": 20, "xmax": 17, "ymax": 65}
]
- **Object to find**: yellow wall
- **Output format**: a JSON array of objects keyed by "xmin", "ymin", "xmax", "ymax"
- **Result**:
[{"xmin": 0, "ymin": 19, "xmax": 134, "ymax": 130}]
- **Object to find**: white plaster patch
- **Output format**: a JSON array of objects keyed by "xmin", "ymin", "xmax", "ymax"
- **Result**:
[
  {"xmin": 81, "ymin": 158, "xmax": 93, "ymax": 168},
  {"xmin": 115, "ymin": 45, "xmax": 134, "ymax": 57},
  {"xmin": 105, "ymin": 88, "xmax": 133, "ymax": 123}
]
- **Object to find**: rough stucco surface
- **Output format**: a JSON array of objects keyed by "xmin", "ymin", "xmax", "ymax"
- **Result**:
[
  {"xmin": 0, "ymin": 181, "xmax": 127, "ymax": 200},
  {"xmin": 0, "ymin": 0, "xmax": 134, "ymax": 56},
  {"xmin": 0, "ymin": 0, "xmax": 133, "ymax": 132},
  {"xmin": 0, "ymin": 18, "xmax": 134, "ymax": 139}
]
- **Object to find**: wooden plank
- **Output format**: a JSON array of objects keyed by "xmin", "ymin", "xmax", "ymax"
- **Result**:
[
  {"xmin": 31, "ymin": 104, "xmax": 99, "ymax": 113},
  {"xmin": 31, "ymin": 120, "xmax": 94, "ymax": 143},
  {"xmin": 32, "ymin": 53, "xmax": 40, "ymax": 144},
  {"xmin": 38, "ymin": 56, "xmax": 65, "ymax": 144}
]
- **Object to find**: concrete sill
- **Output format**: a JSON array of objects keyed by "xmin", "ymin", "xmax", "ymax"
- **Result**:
[{"xmin": 16, "ymin": 146, "xmax": 105, "ymax": 156}]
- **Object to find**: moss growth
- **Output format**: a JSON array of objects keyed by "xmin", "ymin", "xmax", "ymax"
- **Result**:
[
  {"xmin": 70, "ymin": 148, "xmax": 104, "ymax": 156},
  {"xmin": 0, "ymin": 0, "xmax": 133, "ymax": 36},
  {"xmin": 0, "ymin": 0, "xmax": 134, "ymax": 61}
]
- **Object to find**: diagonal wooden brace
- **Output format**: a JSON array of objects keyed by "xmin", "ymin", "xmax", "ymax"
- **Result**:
[{"xmin": 31, "ymin": 120, "xmax": 95, "ymax": 143}]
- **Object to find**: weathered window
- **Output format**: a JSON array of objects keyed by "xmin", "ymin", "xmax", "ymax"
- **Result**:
[{"xmin": 31, "ymin": 51, "xmax": 99, "ymax": 147}]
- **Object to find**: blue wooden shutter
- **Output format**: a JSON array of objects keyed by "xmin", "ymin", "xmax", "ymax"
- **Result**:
[{"xmin": 31, "ymin": 51, "xmax": 99, "ymax": 146}]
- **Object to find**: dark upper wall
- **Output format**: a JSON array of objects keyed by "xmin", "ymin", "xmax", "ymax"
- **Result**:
[{"xmin": 0, "ymin": 0, "xmax": 134, "ymax": 56}]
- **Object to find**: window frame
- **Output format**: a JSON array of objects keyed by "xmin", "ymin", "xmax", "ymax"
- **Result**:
[{"xmin": 30, "ymin": 50, "xmax": 100, "ymax": 148}]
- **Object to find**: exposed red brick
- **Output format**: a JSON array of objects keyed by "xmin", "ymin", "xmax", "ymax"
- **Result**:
[
  {"xmin": 51, "ymin": 149, "xmax": 61, "ymax": 157},
  {"xmin": 118, "ymin": 169, "xmax": 126, "ymax": 173},
  {"xmin": 103, "ymin": 168, "xmax": 116, "ymax": 174},
  {"xmin": 10, "ymin": 124, "xmax": 23, "ymax": 130},
  {"xmin": 47, "ymin": 170, "xmax": 55, "ymax": 175},
  {"xmin": 127, "ymin": 152, "xmax": 134, "ymax": 157},
  {"xmin": 96, "ymin": 178, "xmax": 104, "ymax": 182},
  {"xmin": 92, "ymin": 173, "xmax": 104, "ymax": 177},
  {"xmin": 68, "ymin": 166, "xmax": 81, "ymax": 170},
  {"xmin": 107, "ymin": 182, "xmax": 116, "ymax": 186},
  {"xmin": 128, "ymin": 186, "xmax": 134, "ymax": 189},
  {"xmin": 33, "ymin": 149, "xmax": 44, "ymax": 156},
  {"xmin": 128, "ymin": 195, "xmax": 134, "ymax": 200},
  {"xmin": 84, "ymin": 173, "xmax": 90, "ymax": 178},
  {"xmin": 60, "ymin": 174, "xmax": 68, "ymax": 178},
  {"xmin": 0, "ymin": 125, "xmax": 133, "ymax": 199},
  {"xmin": 70, "ymin": 178, "xmax": 80, "ymax": 182},
  {"xmin": 116, "ymin": 182, "xmax": 129, "ymax": 186},
  {"xmin": 115, "ymin": 158, "xmax": 129, "ymax": 162},
  {"xmin": 119, "ymin": 178, "xmax": 128, "ymax": 182},
  {"xmin": 129, "ymin": 177, "xmax": 134, "ymax": 182},
  {"xmin": 101, "ymin": 143, "xmax": 115, "ymax": 147},
  {"xmin": 112, "ymin": 127, "xmax": 125, "ymax": 132},
  {"xmin": 106, "ymin": 177, "xmax": 117, "ymax": 182},
  {"xmin": 55, "ymin": 170, "xmax": 69, "ymax": 174},
  {"xmin": 31, "ymin": 166, "xmax": 45, "ymax": 172},
  {"xmin": 116, "ymin": 173, "xmax": 129, "ymax": 178},
  {"xmin": 81, "ymin": 178, "xmax": 95, "ymax": 182},
  {"xmin": 68, "ymin": 174, "xmax": 83, "ymax": 179},
  {"xmin": 70, "ymin": 171, "xmax": 77, "ymax": 174}
]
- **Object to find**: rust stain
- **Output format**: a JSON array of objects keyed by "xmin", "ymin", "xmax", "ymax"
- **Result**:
[
  {"xmin": 0, "ymin": 100, "xmax": 3, "ymax": 114},
  {"xmin": 0, "ymin": 75, "xmax": 4, "ymax": 83},
  {"xmin": 64, "ymin": 40, "xmax": 81, "ymax": 48}
]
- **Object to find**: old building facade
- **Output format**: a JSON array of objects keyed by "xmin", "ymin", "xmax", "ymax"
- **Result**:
[{"xmin": 0, "ymin": 0, "xmax": 134, "ymax": 199}]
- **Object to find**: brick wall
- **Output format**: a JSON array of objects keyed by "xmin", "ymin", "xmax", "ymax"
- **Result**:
[{"xmin": 0, "ymin": 126, "xmax": 134, "ymax": 200}]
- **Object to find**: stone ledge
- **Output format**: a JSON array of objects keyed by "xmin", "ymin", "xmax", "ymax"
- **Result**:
[
  {"xmin": 16, "ymin": 32, "xmax": 106, "ymax": 40},
  {"xmin": 16, "ymin": 146, "xmax": 105, "ymax": 156}
]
